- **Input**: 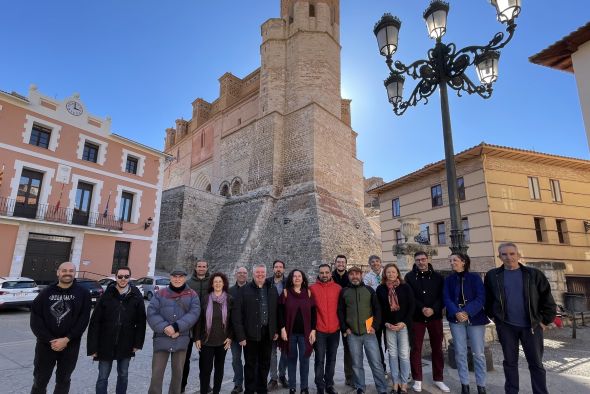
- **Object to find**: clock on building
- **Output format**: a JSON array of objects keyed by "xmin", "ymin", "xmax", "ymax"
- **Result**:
[{"xmin": 66, "ymin": 100, "xmax": 83, "ymax": 116}]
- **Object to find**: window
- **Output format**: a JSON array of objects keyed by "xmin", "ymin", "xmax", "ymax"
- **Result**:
[
  {"xmin": 436, "ymin": 222, "xmax": 446, "ymax": 245},
  {"xmin": 556, "ymin": 219, "xmax": 568, "ymax": 244},
  {"xmin": 73, "ymin": 182, "xmax": 94, "ymax": 226},
  {"xmin": 83, "ymin": 142, "xmax": 99, "ymax": 163},
  {"xmin": 309, "ymin": 4, "xmax": 315, "ymax": 17},
  {"xmin": 125, "ymin": 156, "xmax": 138, "ymax": 175},
  {"xmin": 392, "ymin": 198, "xmax": 400, "ymax": 217},
  {"xmin": 528, "ymin": 176, "xmax": 541, "ymax": 200},
  {"xmin": 457, "ymin": 177, "xmax": 466, "ymax": 201},
  {"xmin": 111, "ymin": 241, "xmax": 131, "ymax": 274},
  {"xmin": 14, "ymin": 169, "xmax": 44, "ymax": 219},
  {"xmin": 29, "ymin": 124, "xmax": 51, "ymax": 149},
  {"xmin": 119, "ymin": 192, "xmax": 134, "ymax": 222},
  {"xmin": 534, "ymin": 217, "xmax": 545, "ymax": 242},
  {"xmin": 415, "ymin": 223, "xmax": 430, "ymax": 244},
  {"xmin": 431, "ymin": 184, "xmax": 443, "ymax": 207},
  {"xmin": 462, "ymin": 217, "xmax": 470, "ymax": 243},
  {"xmin": 395, "ymin": 229, "xmax": 403, "ymax": 245},
  {"xmin": 550, "ymin": 179, "xmax": 562, "ymax": 203}
]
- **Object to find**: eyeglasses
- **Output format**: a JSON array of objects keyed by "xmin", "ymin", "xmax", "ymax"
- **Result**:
[{"xmin": 117, "ymin": 275, "xmax": 131, "ymax": 279}]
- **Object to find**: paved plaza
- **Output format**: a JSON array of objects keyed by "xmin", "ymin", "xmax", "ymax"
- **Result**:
[{"xmin": 2, "ymin": 306, "xmax": 590, "ymax": 393}]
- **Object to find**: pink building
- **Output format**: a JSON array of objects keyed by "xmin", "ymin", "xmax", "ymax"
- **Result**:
[{"xmin": 0, "ymin": 85, "xmax": 167, "ymax": 283}]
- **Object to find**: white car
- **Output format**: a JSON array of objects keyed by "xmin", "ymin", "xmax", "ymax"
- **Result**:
[{"xmin": 0, "ymin": 277, "xmax": 40, "ymax": 309}]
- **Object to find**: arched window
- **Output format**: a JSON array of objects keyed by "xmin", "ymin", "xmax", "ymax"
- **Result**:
[
  {"xmin": 219, "ymin": 183, "xmax": 230, "ymax": 197},
  {"xmin": 231, "ymin": 178, "xmax": 243, "ymax": 196},
  {"xmin": 205, "ymin": 184, "xmax": 211, "ymax": 193}
]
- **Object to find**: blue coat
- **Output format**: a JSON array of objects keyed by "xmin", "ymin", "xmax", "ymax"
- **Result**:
[
  {"xmin": 443, "ymin": 272, "xmax": 489, "ymax": 326},
  {"xmin": 147, "ymin": 286, "xmax": 200, "ymax": 352}
]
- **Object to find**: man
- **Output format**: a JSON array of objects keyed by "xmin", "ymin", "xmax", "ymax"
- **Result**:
[
  {"xmin": 484, "ymin": 242, "xmax": 556, "ymax": 394},
  {"xmin": 265, "ymin": 260, "xmax": 287, "ymax": 390},
  {"xmin": 30, "ymin": 262, "xmax": 92, "ymax": 394},
  {"xmin": 147, "ymin": 266, "xmax": 200, "ymax": 394},
  {"xmin": 362, "ymin": 255, "xmax": 386, "ymax": 374},
  {"xmin": 182, "ymin": 259, "xmax": 210, "ymax": 393},
  {"xmin": 310, "ymin": 263, "xmax": 341, "ymax": 394},
  {"xmin": 405, "ymin": 252, "xmax": 450, "ymax": 393},
  {"xmin": 338, "ymin": 266, "xmax": 388, "ymax": 394},
  {"xmin": 331, "ymin": 255, "xmax": 353, "ymax": 386},
  {"xmin": 233, "ymin": 263, "xmax": 279, "ymax": 394},
  {"xmin": 87, "ymin": 266, "xmax": 146, "ymax": 394},
  {"xmin": 229, "ymin": 266, "xmax": 249, "ymax": 394}
]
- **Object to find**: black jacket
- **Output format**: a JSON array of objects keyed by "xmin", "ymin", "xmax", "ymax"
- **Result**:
[
  {"xmin": 232, "ymin": 280, "xmax": 278, "ymax": 342},
  {"xmin": 484, "ymin": 263, "xmax": 556, "ymax": 329},
  {"xmin": 332, "ymin": 269, "xmax": 351, "ymax": 289},
  {"xmin": 376, "ymin": 282, "xmax": 415, "ymax": 329},
  {"xmin": 30, "ymin": 280, "xmax": 91, "ymax": 344},
  {"xmin": 194, "ymin": 293, "xmax": 234, "ymax": 344},
  {"xmin": 87, "ymin": 284, "xmax": 146, "ymax": 360},
  {"xmin": 404, "ymin": 263, "xmax": 444, "ymax": 322}
]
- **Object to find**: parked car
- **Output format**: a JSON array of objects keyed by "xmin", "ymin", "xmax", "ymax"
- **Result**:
[
  {"xmin": 97, "ymin": 276, "xmax": 137, "ymax": 291},
  {"xmin": 76, "ymin": 278, "xmax": 104, "ymax": 305},
  {"xmin": 0, "ymin": 277, "xmax": 40, "ymax": 309},
  {"xmin": 135, "ymin": 276, "xmax": 170, "ymax": 300}
]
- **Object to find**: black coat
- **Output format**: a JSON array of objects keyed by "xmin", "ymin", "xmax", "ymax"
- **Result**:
[
  {"xmin": 193, "ymin": 293, "xmax": 234, "ymax": 344},
  {"xmin": 404, "ymin": 263, "xmax": 444, "ymax": 322},
  {"xmin": 87, "ymin": 284, "xmax": 146, "ymax": 360},
  {"xmin": 376, "ymin": 282, "xmax": 415, "ymax": 328},
  {"xmin": 232, "ymin": 280, "xmax": 278, "ymax": 342}
]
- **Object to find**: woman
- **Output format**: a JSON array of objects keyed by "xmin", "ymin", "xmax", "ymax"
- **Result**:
[
  {"xmin": 194, "ymin": 273, "xmax": 233, "ymax": 394},
  {"xmin": 279, "ymin": 269, "xmax": 316, "ymax": 394},
  {"xmin": 147, "ymin": 266, "xmax": 200, "ymax": 394},
  {"xmin": 443, "ymin": 253, "xmax": 489, "ymax": 394},
  {"xmin": 376, "ymin": 263, "xmax": 414, "ymax": 394}
]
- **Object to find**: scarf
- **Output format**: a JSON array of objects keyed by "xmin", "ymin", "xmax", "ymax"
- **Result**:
[
  {"xmin": 206, "ymin": 291, "xmax": 228, "ymax": 335},
  {"xmin": 386, "ymin": 279, "xmax": 401, "ymax": 312}
]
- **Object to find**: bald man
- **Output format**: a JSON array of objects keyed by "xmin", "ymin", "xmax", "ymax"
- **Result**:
[{"xmin": 30, "ymin": 262, "xmax": 91, "ymax": 394}]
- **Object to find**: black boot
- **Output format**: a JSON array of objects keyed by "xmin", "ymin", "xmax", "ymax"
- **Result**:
[
  {"xmin": 461, "ymin": 384, "xmax": 470, "ymax": 394},
  {"xmin": 477, "ymin": 387, "xmax": 486, "ymax": 394}
]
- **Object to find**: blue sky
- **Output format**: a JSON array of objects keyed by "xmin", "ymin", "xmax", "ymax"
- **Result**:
[{"xmin": 2, "ymin": 1, "xmax": 589, "ymax": 182}]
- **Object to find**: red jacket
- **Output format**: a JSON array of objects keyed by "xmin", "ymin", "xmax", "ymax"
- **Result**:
[{"xmin": 310, "ymin": 279, "xmax": 342, "ymax": 334}]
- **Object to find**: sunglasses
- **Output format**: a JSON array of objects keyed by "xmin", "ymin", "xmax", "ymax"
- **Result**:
[{"xmin": 117, "ymin": 275, "xmax": 131, "ymax": 279}]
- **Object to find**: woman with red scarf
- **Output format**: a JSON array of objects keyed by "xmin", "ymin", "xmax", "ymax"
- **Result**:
[
  {"xmin": 194, "ymin": 273, "xmax": 234, "ymax": 394},
  {"xmin": 376, "ymin": 263, "xmax": 414, "ymax": 394},
  {"xmin": 279, "ymin": 269, "xmax": 317, "ymax": 394}
]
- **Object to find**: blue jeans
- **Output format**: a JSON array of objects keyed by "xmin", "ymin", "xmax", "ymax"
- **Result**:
[
  {"xmin": 231, "ymin": 340, "xmax": 244, "ymax": 386},
  {"xmin": 385, "ymin": 327, "xmax": 410, "ymax": 385},
  {"xmin": 270, "ymin": 340, "xmax": 287, "ymax": 380},
  {"xmin": 347, "ymin": 333, "xmax": 388, "ymax": 393},
  {"xmin": 96, "ymin": 358, "xmax": 131, "ymax": 394},
  {"xmin": 313, "ymin": 331, "xmax": 340, "ymax": 390},
  {"xmin": 287, "ymin": 334, "xmax": 310, "ymax": 390},
  {"xmin": 450, "ymin": 322, "xmax": 487, "ymax": 387}
]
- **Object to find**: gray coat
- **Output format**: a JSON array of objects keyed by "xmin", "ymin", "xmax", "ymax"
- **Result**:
[{"xmin": 147, "ymin": 286, "xmax": 200, "ymax": 352}]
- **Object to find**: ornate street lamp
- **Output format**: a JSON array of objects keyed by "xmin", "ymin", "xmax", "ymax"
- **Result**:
[{"xmin": 374, "ymin": 0, "xmax": 520, "ymax": 254}]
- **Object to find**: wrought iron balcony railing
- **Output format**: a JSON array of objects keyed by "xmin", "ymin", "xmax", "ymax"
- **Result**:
[{"xmin": 0, "ymin": 196, "xmax": 123, "ymax": 231}]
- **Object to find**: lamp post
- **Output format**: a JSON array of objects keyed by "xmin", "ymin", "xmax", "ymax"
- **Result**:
[{"xmin": 374, "ymin": 0, "xmax": 521, "ymax": 254}]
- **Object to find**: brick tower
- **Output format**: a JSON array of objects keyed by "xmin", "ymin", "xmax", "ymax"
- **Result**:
[{"xmin": 157, "ymin": 0, "xmax": 380, "ymax": 276}]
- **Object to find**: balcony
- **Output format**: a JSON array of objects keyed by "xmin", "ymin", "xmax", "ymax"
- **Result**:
[{"xmin": 0, "ymin": 196, "xmax": 123, "ymax": 231}]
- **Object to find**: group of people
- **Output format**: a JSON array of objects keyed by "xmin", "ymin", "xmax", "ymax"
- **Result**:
[{"xmin": 28, "ymin": 241, "xmax": 556, "ymax": 394}]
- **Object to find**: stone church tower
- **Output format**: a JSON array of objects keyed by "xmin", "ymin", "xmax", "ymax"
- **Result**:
[{"xmin": 157, "ymin": 0, "xmax": 380, "ymax": 276}]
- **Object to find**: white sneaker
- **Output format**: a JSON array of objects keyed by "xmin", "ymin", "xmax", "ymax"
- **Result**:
[
  {"xmin": 412, "ymin": 381, "xmax": 422, "ymax": 392},
  {"xmin": 434, "ymin": 381, "xmax": 450, "ymax": 392}
]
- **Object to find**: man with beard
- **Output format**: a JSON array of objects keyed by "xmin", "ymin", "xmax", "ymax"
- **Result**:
[
  {"xmin": 338, "ymin": 266, "xmax": 388, "ymax": 394},
  {"xmin": 310, "ymin": 264, "xmax": 341, "ymax": 394},
  {"xmin": 229, "ymin": 266, "xmax": 249, "ymax": 394},
  {"xmin": 182, "ymin": 259, "xmax": 210, "ymax": 393},
  {"xmin": 331, "ymin": 255, "xmax": 353, "ymax": 386},
  {"xmin": 265, "ymin": 260, "xmax": 287, "ymax": 390},
  {"xmin": 87, "ymin": 266, "xmax": 146, "ymax": 394},
  {"xmin": 30, "ymin": 262, "xmax": 92, "ymax": 394}
]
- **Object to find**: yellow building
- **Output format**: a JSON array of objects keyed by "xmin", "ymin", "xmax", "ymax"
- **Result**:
[{"xmin": 370, "ymin": 143, "xmax": 590, "ymax": 285}]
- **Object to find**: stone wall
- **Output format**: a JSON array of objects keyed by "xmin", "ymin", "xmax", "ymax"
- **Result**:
[{"xmin": 526, "ymin": 261, "xmax": 567, "ymax": 306}]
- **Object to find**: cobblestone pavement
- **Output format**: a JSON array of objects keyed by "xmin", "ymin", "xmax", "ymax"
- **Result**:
[{"xmin": 2, "ymin": 307, "xmax": 590, "ymax": 393}]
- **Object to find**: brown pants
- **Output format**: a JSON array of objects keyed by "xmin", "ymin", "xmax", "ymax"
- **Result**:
[{"xmin": 148, "ymin": 350, "xmax": 187, "ymax": 394}]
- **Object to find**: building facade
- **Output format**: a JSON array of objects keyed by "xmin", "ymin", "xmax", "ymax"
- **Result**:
[
  {"xmin": 0, "ymin": 85, "xmax": 166, "ymax": 283},
  {"xmin": 157, "ymin": 0, "xmax": 380, "ymax": 276},
  {"xmin": 530, "ymin": 22, "xmax": 590, "ymax": 152},
  {"xmin": 371, "ymin": 143, "xmax": 590, "ymax": 282}
]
